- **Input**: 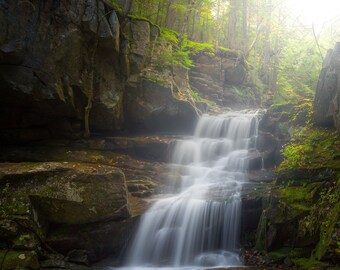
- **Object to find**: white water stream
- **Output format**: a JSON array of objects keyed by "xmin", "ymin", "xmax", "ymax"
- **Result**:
[{"xmin": 120, "ymin": 110, "xmax": 261, "ymax": 269}]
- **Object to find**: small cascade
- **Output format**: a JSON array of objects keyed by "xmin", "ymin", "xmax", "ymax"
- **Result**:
[{"xmin": 122, "ymin": 110, "xmax": 261, "ymax": 269}]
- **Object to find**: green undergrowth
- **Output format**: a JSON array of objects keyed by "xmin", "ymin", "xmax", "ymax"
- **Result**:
[
  {"xmin": 257, "ymin": 126, "xmax": 339, "ymax": 268},
  {"xmin": 280, "ymin": 128, "xmax": 340, "ymax": 171},
  {"xmin": 256, "ymin": 179, "xmax": 340, "ymax": 268},
  {"xmin": 157, "ymin": 28, "xmax": 236, "ymax": 71},
  {"xmin": 270, "ymin": 98, "xmax": 313, "ymax": 127},
  {"xmin": 109, "ymin": 0, "xmax": 123, "ymax": 14}
]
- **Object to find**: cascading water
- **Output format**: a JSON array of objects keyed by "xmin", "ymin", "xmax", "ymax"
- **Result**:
[{"xmin": 122, "ymin": 110, "xmax": 261, "ymax": 269}]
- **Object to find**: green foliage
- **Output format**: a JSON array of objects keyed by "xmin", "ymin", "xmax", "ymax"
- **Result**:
[
  {"xmin": 274, "ymin": 36, "xmax": 322, "ymax": 104},
  {"xmin": 182, "ymin": 39, "xmax": 214, "ymax": 54},
  {"xmin": 255, "ymin": 210, "xmax": 268, "ymax": 251},
  {"xmin": 0, "ymin": 183, "xmax": 18, "ymax": 218},
  {"xmin": 270, "ymin": 99, "xmax": 313, "ymax": 127},
  {"xmin": 128, "ymin": 14, "xmax": 154, "ymax": 24},
  {"xmin": 110, "ymin": 0, "xmax": 123, "ymax": 14},
  {"xmin": 154, "ymin": 28, "xmax": 195, "ymax": 70},
  {"xmin": 297, "ymin": 179, "xmax": 340, "ymax": 262},
  {"xmin": 280, "ymin": 128, "xmax": 340, "ymax": 170},
  {"xmin": 160, "ymin": 28, "xmax": 179, "ymax": 45},
  {"xmin": 172, "ymin": 50, "xmax": 194, "ymax": 70},
  {"xmin": 154, "ymin": 45, "xmax": 194, "ymax": 71},
  {"xmin": 190, "ymin": 90, "xmax": 203, "ymax": 102}
]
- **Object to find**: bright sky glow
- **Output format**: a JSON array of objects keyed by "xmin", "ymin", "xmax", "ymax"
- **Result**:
[{"xmin": 287, "ymin": 0, "xmax": 340, "ymax": 27}]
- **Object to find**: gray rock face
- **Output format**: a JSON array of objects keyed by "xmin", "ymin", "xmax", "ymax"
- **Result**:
[
  {"xmin": 0, "ymin": 162, "xmax": 129, "ymax": 224},
  {"xmin": 189, "ymin": 51, "xmax": 257, "ymax": 108},
  {"xmin": 124, "ymin": 78, "xmax": 199, "ymax": 133},
  {"xmin": 314, "ymin": 42, "xmax": 340, "ymax": 131},
  {"xmin": 0, "ymin": 0, "xmax": 199, "ymax": 143},
  {"xmin": 0, "ymin": 0, "xmax": 124, "ymax": 142}
]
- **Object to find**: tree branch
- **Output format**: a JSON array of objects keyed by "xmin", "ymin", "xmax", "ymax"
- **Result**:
[
  {"xmin": 312, "ymin": 23, "xmax": 324, "ymax": 62},
  {"xmin": 244, "ymin": 21, "xmax": 263, "ymax": 58}
]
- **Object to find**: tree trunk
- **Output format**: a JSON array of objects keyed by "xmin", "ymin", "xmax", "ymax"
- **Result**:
[
  {"xmin": 270, "ymin": 32, "xmax": 279, "ymax": 93},
  {"xmin": 242, "ymin": 0, "xmax": 248, "ymax": 51},
  {"xmin": 260, "ymin": 0, "xmax": 272, "ymax": 84},
  {"xmin": 215, "ymin": 0, "xmax": 221, "ymax": 50},
  {"xmin": 179, "ymin": 0, "xmax": 195, "ymax": 47},
  {"xmin": 165, "ymin": 0, "xmax": 174, "ymax": 28},
  {"xmin": 190, "ymin": 8, "xmax": 197, "ymax": 40},
  {"xmin": 227, "ymin": 0, "xmax": 238, "ymax": 50}
]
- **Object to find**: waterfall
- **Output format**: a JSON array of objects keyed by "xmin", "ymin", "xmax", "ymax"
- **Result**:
[{"xmin": 122, "ymin": 110, "xmax": 261, "ymax": 269}]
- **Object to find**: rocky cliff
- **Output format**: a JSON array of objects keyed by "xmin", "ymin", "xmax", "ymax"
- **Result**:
[
  {"xmin": 314, "ymin": 42, "xmax": 340, "ymax": 131},
  {"xmin": 190, "ymin": 51, "xmax": 261, "ymax": 108},
  {"xmin": 0, "ymin": 0, "xmax": 259, "ymax": 144},
  {"xmin": 0, "ymin": 0, "xmax": 201, "ymax": 144}
]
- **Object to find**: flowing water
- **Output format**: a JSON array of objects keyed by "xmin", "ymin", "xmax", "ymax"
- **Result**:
[{"xmin": 121, "ymin": 110, "xmax": 261, "ymax": 270}]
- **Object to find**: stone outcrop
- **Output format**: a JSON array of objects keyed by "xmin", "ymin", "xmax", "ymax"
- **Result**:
[
  {"xmin": 124, "ymin": 77, "xmax": 199, "ymax": 133},
  {"xmin": 0, "ymin": 0, "xmax": 200, "ymax": 144},
  {"xmin": 0, "ymin": 160, "xmax": 133, "ymax": 264},
  {"xmin": 0, "ymin": 0, "xmax": 123, "ymax": 143},
  {"xmin": 0, "ymin": 162, "xmax": 129, "ymax": 224},
  {"xmin": 0, "ymin": 141, "xmax": 179, "ymax": 264},
  {"xmin": 314, "ymin": 42, "xmax": 340, "ymax": 131},
  {"xmin": 189, "ymin": 51, "xmax": 260, "ymax": 108}
]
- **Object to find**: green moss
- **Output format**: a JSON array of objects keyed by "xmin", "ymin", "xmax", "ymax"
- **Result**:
[
  {"xmin": 292, "ymin": 257, "xmax": 319, "ymax": 269},
  {"xmin": 183, "ymin": 39, "xmax": 214, "ymax": 54},
  {"xmin": 268, "ymin": 247, "xmax": 292, "ymax": 260},
  {"xmin": 255, "ymin": 210, "xmax": 268, "ymax": 251},
  {"xmin": 280, "ymin": 128, "xmax": 340, "ymax": 171},
  {"xmin": 128, "ymin": 14, "xmax": 159, "ymax": 28},
  {"xmin": 109, "ymin": 0, "xmax": 123, "ymax": 14},
  {"xmin": 279, "ymin": 183, "xmax": 321, "ymax": 203},
  {"xmin": 0, "ymin": 251, "xmax": 40, "ymax": 270},
  {"xmin": 143, "ymin": 74, "xmax": 168, "ymax": 85},
  {"xmin": 314, "ymin": 201, "xmax": 340, "ymax": 260}
]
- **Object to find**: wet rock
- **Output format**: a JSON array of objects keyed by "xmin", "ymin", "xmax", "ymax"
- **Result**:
[
  {"xmin": 0, "ymin": 162, "xmax": 129, "ymax": 224},
  {"xmin": 0, "ymin": 220, "xmax": 19, "ymax": 241},
  {"xmin": 247, "ymin": 170, "xmax": 276, "ymax": 183},
  {"xmin": 314, "ymin": 42, "xmax": 340, "ymax": 131},
  {"xmin": 224, "ymin": 62, "xmax": 247, "ymax": 85},
  {"xmin": 189, "ymin": 51, "xmax": 257, "ymax": 108},
  {"xmin": 66, "ymin": 249, "xmax": 89, "ymax": 265},
  {"xmin": 246, "ymin": 149, "xmax": 262, "ymax": 170},
  {"xmin": 45, "ymin": 219, "xmax": 135, "ymax": 263},
  {"xmin": 0, "ymin": 250, "xmax": 40, "ymax": 270},
  {"xmin": 241, "ymin": 182, "xmax": 271, "ymax": 247},
  {"xmin": 40, "ymin": 257, "xmax": 91, "ymax": 270},
  {"xmin": 124, "ymin": 78, "xmax": 199, "ymax": 133},
  {"xmin": 12, "ymin": 233, "xmax": 40, "ymax": 251},
  {"xmin": 127, "ymin": 178, "xmax": 158, "ymax": 197}
]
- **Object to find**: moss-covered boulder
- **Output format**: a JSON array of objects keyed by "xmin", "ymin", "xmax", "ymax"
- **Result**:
[
  {"xmin": 0, "ymin": 250, "xmax": 40, "ymax": 270},
  {"xmin": 0, "ymin": 162, "xmax": 129, "ymax": 225}
]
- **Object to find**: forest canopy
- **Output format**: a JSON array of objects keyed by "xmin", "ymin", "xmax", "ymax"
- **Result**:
[{"xmin": 116, "ymin": 0, "xmax": 340, "ymax": 105}]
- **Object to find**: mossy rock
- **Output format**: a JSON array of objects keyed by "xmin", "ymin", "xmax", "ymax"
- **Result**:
[
  {"xmin": 0, "ymin": 250, "xmax": 39, "ymax": 270},
  {"xmin": 0, "ymin": 162, "xmax": 130, "ymax": 224}
]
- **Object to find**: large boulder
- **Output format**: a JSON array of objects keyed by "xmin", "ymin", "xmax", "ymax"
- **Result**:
[
  {"xmin": 124, "ymin": 77, "xmax": 199, "ymax": 133},
  {"xmin": 0, "ymin": 162, "xmax": 129, "ymax": 225},
  {"xmin": 314, "ymin": 42, "xmax": 340, "ymax": 131}
]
